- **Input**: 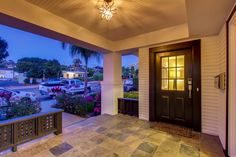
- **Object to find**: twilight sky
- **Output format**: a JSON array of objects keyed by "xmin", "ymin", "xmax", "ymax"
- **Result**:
[{"xmin": 0, "ymin": 24, "xmax": 138, "ymax": 67}]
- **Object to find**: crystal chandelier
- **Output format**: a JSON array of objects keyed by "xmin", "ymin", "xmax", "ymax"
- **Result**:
[{"xmin": 97, "ymin": 0, "xmax": 117, "ymax": 21}]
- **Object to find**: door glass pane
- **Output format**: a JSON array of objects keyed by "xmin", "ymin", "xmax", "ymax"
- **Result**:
[
  {"xmin": 177, "ymin": 55, "xmax": 184, "ymax": 67},
  {"xmin": 162, "ymin": 68, "xmax": 168, "ymax": 79},
  {"xmin": 162, "ymin": 57, "xmax": 168, "ymax": 68},
  {"xmin": 169, "ymin": 68, "xmax": 176, "ymax": 79},
  {"xmin": 162, "ymin": 80, "xmax": 168, "ymax": 90},
  {"xmin": 161, "ymin": 55, "xmax": 185, "ymax": 91},
  {"xmin": 177, "ymin": 68, "xmax": 184, "ymax": 79},
  {"xmin": 177, "ymin": 79, "xmax": 184, "ymax": 91},
  {"xmin": 169, "ymin": 56, "xmax": 176, "ymax": 67},
  {"xmin": 169, "ymin": 80, "xmax": 175, "ymax": 90}
]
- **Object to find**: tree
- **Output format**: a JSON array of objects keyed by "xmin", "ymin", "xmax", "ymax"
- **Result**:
[
  {"xmin": 44, "ymin": 59, "xmax": 62, "ymax": 78},
  {"xmin": 73, "ymin": 58, "xmax": 82, "ymax": 70},
  {"xmin": 16, "ymin": 57, "xmax": 62, "ymax": 79},
  {"xmin": 62, "ymin": 43, "xmax": 101, "ymax": 94},
  {"xmin": 88, "ymin": 68, "xmax": 95, "ymax": 77},
  {"xmin": 0, "ymin": 37, "xmax": 9, "ymax": 62},
  {"xmin": 130, "ymin": 66, "xmax": 135, "ymax": 78},
  {"xmin": 122, "ymin": 66, "xmax": 130, "ymax": 79}
]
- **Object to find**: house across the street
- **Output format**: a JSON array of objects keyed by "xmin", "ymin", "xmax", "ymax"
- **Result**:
[
  {"xmin": 0, "ymin": 68, "xmax": 16, "ymax": 80},
  {"xmin": 62, "ymin": 70, "xmax": 85, "ymax": 79}
]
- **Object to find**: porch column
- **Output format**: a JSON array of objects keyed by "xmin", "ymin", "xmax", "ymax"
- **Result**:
[
  {"xmin": 138, "ymin": 47, "xmax": 150, "ymax": 120},
  {"xmin": 101, "ymin": 52, "xmax": 123, "ymax": 115}
]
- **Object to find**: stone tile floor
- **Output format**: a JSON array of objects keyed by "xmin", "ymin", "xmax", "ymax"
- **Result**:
[{"xmin": 1, "ymin": 114, "xmax": 225, "ymax": 157}]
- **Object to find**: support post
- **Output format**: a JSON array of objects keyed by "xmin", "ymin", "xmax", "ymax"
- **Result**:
[{"xmin": 101, "ymin": 52, "xmax": 123, "ymax": 115}]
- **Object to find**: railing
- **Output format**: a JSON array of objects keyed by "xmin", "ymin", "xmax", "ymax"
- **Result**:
[
  {"xmin": 0, "ymin": 109, "xmax": 63, "ymax": 152},
  {"xmin": 118, "ymin": 98, "xmax": 139, "ymax": 117}
]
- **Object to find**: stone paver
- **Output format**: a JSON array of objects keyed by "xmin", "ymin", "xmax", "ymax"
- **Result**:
[{"xmin": 1, "ymin": 114, "xmax": 225, "ymax": 157}]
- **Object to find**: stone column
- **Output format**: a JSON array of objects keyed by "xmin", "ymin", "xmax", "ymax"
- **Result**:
[{"xmin": 101, "ymin": 52, "xmax": 123, "ymax": 115}]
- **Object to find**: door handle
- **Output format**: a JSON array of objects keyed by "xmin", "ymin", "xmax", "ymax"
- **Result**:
[
  {"xmin": 188, "ymin": 84, "xmax": 192, "ymax": 98},
  {"xmin": 188, "ymin": 78, "xmax": 192, "ymax": 99}
]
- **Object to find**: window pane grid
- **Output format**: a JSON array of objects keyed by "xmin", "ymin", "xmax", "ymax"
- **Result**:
[{"xmin": 161, "ymin": 55, "xmax": 185, "ymax": 91}]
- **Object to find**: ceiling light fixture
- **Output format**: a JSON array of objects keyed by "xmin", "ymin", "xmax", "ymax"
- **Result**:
[{"xmin": 97, "ymin": 0, "xmax": 117, "ymax": 21}]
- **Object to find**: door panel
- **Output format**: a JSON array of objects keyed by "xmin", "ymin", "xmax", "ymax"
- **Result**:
[
  {"xmin": 156, "ymin": 49, "xmax": 193, "ymax": 127},
  {"xmin": 160, "ymin": 95, "xmax": 170, "ymax": 118},
  {"xmin": 174, "ymin": 97, "xmax": 185, "ymax": 121}
]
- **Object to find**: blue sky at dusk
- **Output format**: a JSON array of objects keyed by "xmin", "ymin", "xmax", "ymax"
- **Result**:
[{"xmin": 0, "ymin": 24, "xmax": 138, "ymax": 67}]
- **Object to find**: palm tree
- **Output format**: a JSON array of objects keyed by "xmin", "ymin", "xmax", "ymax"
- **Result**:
[
  {"xmin": 62, "ymin": 43, "xmax": 101, "ymax": 94},
  {"xmin": 0, "ymin": 37, "xmax": 9, "ymax": 63}
]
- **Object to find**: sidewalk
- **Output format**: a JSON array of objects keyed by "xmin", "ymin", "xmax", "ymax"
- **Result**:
[{"xmin": 7, "ymin": 85, "xmax": 39, "ymax": 90}]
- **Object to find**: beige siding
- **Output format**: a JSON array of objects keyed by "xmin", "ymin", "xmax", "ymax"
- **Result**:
[
  {"xmin": 218, "ymin": 25, "xmax": 227, "ymax": 148},
  {"xmin": 201, "ymin": 36, "xmax": 220, "ymax": 135}
]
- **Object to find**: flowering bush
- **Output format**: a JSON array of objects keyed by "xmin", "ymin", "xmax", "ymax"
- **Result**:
[
  {"xmin": 0, "ymin": 91, "xmax": 12, "ymax": 107},
  {"xmin": 0, "ymin": 91, "xmax": 12, "ymax": 101},
  {"xmin": 93, "ymin": 92, "xmax": 101, "ymax": 116},
  {"xmin": 6, "ymin": 98, "xmax": 41, "ymax": 119},
  {"xmin": 85, "ymin": 95, "xmax": 94, "ymax": 102},
  {"xmin": 55, "ymin": 92, "xmax": 101, "ymax": 117}
]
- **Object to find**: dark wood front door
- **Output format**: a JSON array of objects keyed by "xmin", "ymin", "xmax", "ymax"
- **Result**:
[{"xmin": 156, "ymin": 49, "xmax": 193, "ymax": 127}]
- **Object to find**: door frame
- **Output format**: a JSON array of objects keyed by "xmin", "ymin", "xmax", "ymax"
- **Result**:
[{"xmin": 149, "ymin": 40, "xmax": 201, "ymax": 132}]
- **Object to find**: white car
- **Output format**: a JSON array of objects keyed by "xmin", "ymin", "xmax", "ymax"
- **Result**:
[
  {"xmin": 39, "ymin": 81, "xmax": 66, "ymax": 97},
  {"xmin": 0, "ymin": 87, "xmax": 37, "ymax": 102},
  {"xmin": 39, "ymin": 79, "xmax": 92, "ymax": 97},
  {"xmin": 61, "ymin": 79, "xmax": 91, "ymax": 95}
]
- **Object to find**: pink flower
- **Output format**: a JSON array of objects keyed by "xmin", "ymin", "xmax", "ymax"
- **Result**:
[{"xmin": 94, "ymin": 107, "xmax": 101, "ymax": 113}]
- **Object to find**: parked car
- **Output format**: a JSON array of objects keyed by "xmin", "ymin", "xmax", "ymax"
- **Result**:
[
  {"xmin": 39, "ymin": 80, "xmax": 66, "ymax": 97},
  {"xmin": 39, "ymin": 79, "xmax": 91, "ymax": 97},
  {"xmin": 61, "ymin": 79, "xmax": 91, "ymax": 95},
  {"xmin": 123, "ymin": 79, "xmax": 135, "ymax": 92},
  {"xmin": 0, "ymin": 87, "xmax": 37, "ymax": 103}
]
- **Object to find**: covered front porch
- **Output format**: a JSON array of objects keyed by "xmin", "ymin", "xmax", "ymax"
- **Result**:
[
  {"xmin": 2, "ymin": 114, "xmax": 224, "ymax": 157},
  {"xmin": 0, "ymin": 0, "xmax": 236, "ymax": 156}
]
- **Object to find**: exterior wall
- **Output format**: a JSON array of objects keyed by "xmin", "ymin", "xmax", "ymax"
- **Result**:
[
  {"xmin": 0, "ymin": 70, "xmax": 14, "ymax": 79},
  {"xmin": 228, "ymin": 20, "xmax": 236, "ymax": 156},
  {"xmin": 62, "ymin": 71, "xmax": 84, "ymax": 79},
  {"xmin": 138, "ymin": 29, "xmax": 227, "ymax": 147},
  {"xmin": 218, "ymin": 25, "xmax": 227, "ymax": 149}
]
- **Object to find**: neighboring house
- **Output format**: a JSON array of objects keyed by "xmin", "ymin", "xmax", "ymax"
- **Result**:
[
  {"xmin": 62, "ymin": 70, "xmax": 85, "ymax": 79},
  {"xmin": 17, "ymin": 73, "xmax": 27, "ymax": 84},
  {"xmin": 0, "ymin": 68, "xmax": 16, "ymax": 79}
]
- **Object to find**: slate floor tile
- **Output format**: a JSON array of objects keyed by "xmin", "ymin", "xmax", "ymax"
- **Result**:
[
  {"xmin": 49, "ymin": 142, "xmax": 73, "ymax": 156},
  {"xmin": 137, "ymin": 142, "xmax": 158, "ymax": 154},
  {"xmin": 130, "ymin": 149, "xmax": 153, "ymax": 157},
  {"xmin": 179, "ymin": 144, "xmax": 200, "ymax": 157}
]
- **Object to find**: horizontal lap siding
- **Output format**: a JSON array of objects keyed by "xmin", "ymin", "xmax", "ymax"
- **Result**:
[
  {"xmin": 201, "ymin": 36, "xmax": 220, "ymax": 135},
  {"xmin": 218, "ymin": 25, "xmax": 226, "ymax": 149}
]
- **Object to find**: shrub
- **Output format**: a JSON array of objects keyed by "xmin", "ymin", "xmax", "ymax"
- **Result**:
[
  {"xmin": 92, "ymin": 73, "xmax": 103, "ymax": 81},
  {"xmin": 133, "ymin": 77, "xmax": 139, "ymax": 90},
  {"xmin": 124, "ymin": 91, "xmax": 139, "ymax": 99},
  {"xmin": 55, "ymin": 93, "xmax": 95, "ymax": 117},
  {"xmin": 32, "ymin": 78, "xmax": 37, "ymax": 84},
  {"xmin": 6, "ymin": 98, "xmax": 41, "ymax": 119},
  {"xmin": 24, "ymin": 78, "xmax": 30, "ymax": 84}
]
